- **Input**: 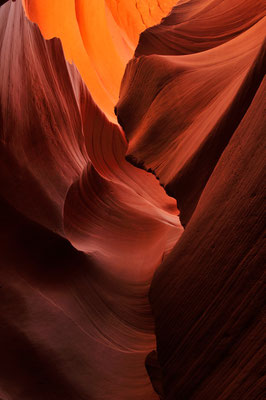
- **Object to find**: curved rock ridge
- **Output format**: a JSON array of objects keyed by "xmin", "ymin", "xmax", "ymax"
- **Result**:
[
  {"xmin": 117, "ymin": 13, "xmax": 266, "ymax": 224},
  {"xmin": 64, "ymin": 73, "xmax": 181, "ymax": 277},
  {"xmin": 136, "ymin": 0, "xmax": 266, "ymax": 56},
  {"xmin": 22, "ymin": 0, "xmax": 178, "ymax": 119},
  {"xmin": 0, "ymin": 1, "xmax": 182, "ymax": 399}
]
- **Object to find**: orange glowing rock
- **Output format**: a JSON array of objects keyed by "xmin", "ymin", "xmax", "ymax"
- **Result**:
[{"xmin": 23, "ymin": 0, "xmax": 177, "ymax": 120}]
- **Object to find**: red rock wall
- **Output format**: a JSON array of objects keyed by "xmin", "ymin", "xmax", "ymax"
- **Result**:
[{"xmin": 0, "ymin": 0, "xmax": 265, "ymax": 399}]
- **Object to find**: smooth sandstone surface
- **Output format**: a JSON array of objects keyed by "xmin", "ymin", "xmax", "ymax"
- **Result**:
[
  {"xmin": 0, "ymin": 0, "xmax": 265, "ymax": 399},
  {"xmin": 0, "ymin": 1, "xmax": 182, "ymax": 399}
]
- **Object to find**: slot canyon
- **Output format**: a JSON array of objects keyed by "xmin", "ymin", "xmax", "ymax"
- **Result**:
[{"xmin": 0, "ymin": 1, "xmax": 265, "ymax": 399}]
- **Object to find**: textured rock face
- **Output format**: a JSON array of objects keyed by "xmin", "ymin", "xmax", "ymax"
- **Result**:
[
  {"xmin": 0, "ymin": 0, "xmax": 265, "ymax": 399},
  {"xmin": 116, "ymin": 1, "xmax": 265, "ymax": 398},
  {"xmin": 116, "ymin": 3, "xmax": 265, "ymax": 225},
  {"xmin": 148, "ymin": 77, "xmax": 265, "ymax": 399}
]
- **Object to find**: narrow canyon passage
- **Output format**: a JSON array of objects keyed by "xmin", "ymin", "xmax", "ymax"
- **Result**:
[{"xmin": 0, "ymin": 1, "xmax": 265, "ymax": 399}]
